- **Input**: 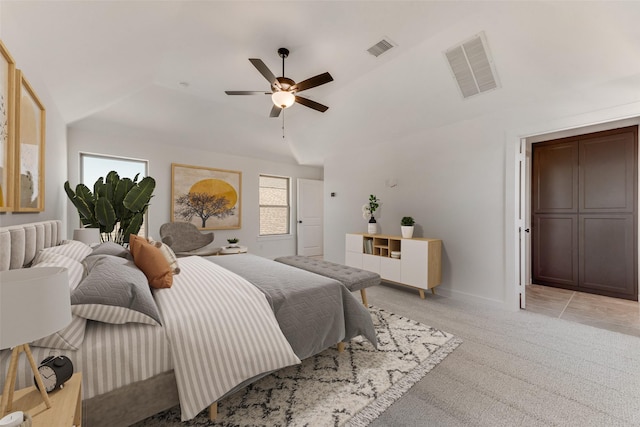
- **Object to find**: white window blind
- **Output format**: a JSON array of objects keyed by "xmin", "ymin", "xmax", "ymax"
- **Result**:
[{"xmin": 259, "ymin": 175, "xmax": 290, "ymax": 236}]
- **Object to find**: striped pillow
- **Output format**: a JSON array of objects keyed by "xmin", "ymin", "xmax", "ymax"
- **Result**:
[
  {"xmin": 30, "ymin": 253, "xmax": 88, "ymax": 350},
  {"xmin": 34, "ymin": 240, "xmax": 93, "ymax": 264},
  {"xmin": 32, "ymin": 252, "xmax": 85, "ymax": 290},
  {"xmin": 30, "ymin": 316, "xmax": 87, "ymax": 350}
]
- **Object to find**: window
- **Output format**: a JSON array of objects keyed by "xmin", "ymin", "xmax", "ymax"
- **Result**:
[
  {"xmin": 79, "ymin": 153, "xmax": 149, "ymax": 237},
  {"xmin": 259, "ymin": 175, "xmax": 290, "ymax": 236},
  {"xmin": 81, "ymin": 153, "xmax": 147, "ymax": 187}
]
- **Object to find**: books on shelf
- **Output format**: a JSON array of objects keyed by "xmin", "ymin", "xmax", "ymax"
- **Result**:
[{"xmin": 364, "ymin": 239, "xmax": 373, "ymax": 254}]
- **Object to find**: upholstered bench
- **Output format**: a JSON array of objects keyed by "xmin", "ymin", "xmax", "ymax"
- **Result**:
[{"xmin": 274, "ymin": 255, "xmax": 380, "ymax": 306}]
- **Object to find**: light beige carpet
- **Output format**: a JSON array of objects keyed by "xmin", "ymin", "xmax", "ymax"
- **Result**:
[{"xmin": 367, "ymin": 283, "xmax": 640, "ymax": 427}]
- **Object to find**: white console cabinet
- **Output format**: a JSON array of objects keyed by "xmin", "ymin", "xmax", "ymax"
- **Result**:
[{"xmin": 345, "ymin": 233, "xmax": 442, "ymax": 299}]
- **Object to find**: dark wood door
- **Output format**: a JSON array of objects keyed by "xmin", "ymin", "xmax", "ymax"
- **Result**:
[{"xmin": 532, "ymin": 126, "xmax": 638, "ymax": 300}]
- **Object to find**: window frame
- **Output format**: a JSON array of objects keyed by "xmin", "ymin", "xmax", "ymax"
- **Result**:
[
  {"xmin": 79, "ymin": 152, "xmax": 150, "ymax": 238},
  {"xmin": 258, "ymin": 174, "xmax": 291, "ymax": 237}
]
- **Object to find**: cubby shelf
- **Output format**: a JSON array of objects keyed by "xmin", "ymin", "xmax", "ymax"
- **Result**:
[{"xmin": 346, "ymin": 233, "xmax": 442, "ymax": 299}]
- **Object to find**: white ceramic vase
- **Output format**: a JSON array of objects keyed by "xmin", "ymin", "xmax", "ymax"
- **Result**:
[
  {"xmin": 401, "ymin": 226, "xmax": 414, "ymax": 238},
  {"xmin": 368, "ymin": 222, "xmax": 378, "ymax": 234}
]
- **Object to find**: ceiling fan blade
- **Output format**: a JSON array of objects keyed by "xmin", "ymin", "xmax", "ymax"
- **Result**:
[
  {"xmin": 249, "ymin": 58, "xmax": 277, "ymax": 85},
  {"xmin": 225, "ymin": 91, "xmax": 271, "ymax": 95},
  {"xmin": 269, "ymin": 105, "xmax": 282, "ymax": 118},
  {"xmin": 295, "ymin": 96, "xmax": 329, "ymax": 112},
  {"xmin": 294, "ymin": 72, "xmax": 334, "ymax": 92}
]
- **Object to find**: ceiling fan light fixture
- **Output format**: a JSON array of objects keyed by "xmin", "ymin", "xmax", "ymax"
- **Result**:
[{"xmin": 272, "ymin": 90, "xmax": 295, "ymax": 109}]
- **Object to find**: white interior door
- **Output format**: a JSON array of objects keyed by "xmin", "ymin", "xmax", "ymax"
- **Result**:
[{"xmin": 297, "ymin": 179, "xmax": 324, "ymax": 256}]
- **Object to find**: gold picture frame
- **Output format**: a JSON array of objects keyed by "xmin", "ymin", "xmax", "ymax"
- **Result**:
[
  {"xmin": 171, "ymin": 163, "xmax": 242, "ymax": 230},
  {"xmin": 14, "ymin": 70, "xmax": 45, "ymax": 212},
  {"xmin": 0, "ymin": 40, "xmax": 16, "ymax": 212}
]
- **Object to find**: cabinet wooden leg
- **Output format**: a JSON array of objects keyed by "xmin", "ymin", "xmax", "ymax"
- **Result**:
[
  {"xmin": 337, "ymin": 342, "xmax": 345, "ymax": 352},
  {"xmin": 419, "ymin": 289, "xmax": 425, "ymax": 299},
  {"xmin": 431, "ymin": 288, "xmax": 436, "ymax": 295}
]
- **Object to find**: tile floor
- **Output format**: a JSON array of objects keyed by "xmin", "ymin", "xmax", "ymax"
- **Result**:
[{"xmin": 525, "ymin": 283, "xmax": 640, "ymax": 337}]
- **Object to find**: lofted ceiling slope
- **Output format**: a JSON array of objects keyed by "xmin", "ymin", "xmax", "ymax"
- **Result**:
[{"xmin": 2, "ymin": 1, "xmax": 639, "ymax": 166}]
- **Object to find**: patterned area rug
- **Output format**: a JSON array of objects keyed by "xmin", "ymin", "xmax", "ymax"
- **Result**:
[{"xmin": 135, "ymin": 307, "xmax": 462, "ymax": 427}]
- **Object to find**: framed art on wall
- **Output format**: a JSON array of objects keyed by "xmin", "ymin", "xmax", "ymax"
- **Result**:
[
  {"xmin": 171, "ymin": 163, "xmax": 242, "ymax": 230},
  {"xmin": 14, "ymin": 69, "xmax": 45, "ymax": 212},
  {"xmin": 0, "ymin": 40, "xmax": 16, "ymax": 212}
]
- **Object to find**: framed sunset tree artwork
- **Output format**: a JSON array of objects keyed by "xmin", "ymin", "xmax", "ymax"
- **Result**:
[
  {"xmin": 0, "ymin": 40, "xmax": 15, "ymax": 212},
  {"xmin": 171, "ymin": 163, "xmax": 242, "ymax": 230},
  {"xmin": 14, "ymin": 70, "xmax": 45, "ymax": 212}
]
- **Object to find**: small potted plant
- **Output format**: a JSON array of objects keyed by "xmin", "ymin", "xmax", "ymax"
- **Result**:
[
  {"xmin": 227, "ymin": 238, "xmax": 239, "ymax": 248},
  {"xmin": 362, "ymin": 194, "xmax": 380, "ymax": 234},
  {"xmin": 401, "ymin": 216, "xmax": 415, "ymax": 238}
]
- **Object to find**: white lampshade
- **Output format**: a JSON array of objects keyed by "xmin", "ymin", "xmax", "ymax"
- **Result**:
[
  {"xmin": 73, "ymin": 227, "xmax": 101, "ymax": 245},
  {"xmin": 271, "ymin": 90, "xmax": 295, "ymax": 109},
  {"xmin": 0, "ymin": 267, "xmax": 71, "ymax": 349}
]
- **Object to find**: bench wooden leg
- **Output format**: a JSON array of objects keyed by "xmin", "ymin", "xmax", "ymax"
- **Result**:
[
  {"xmin": 337, "ymin": 342, "xmax": 345, "ymax": 352},
  {"xmin": 209, "ymin": 402, "xmax": 217, "ymax": 420},
  {"xmin": 360, "ymin": 289, "xmax": 368, "ymax": 307}
]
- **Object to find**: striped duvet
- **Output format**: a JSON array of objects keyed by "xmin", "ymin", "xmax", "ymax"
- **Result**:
[
  {"xmin": 0, "ymin": 256, "xmax": 309, "ymax": 421},
  {"xmin": 153, "ymin": 256, "xmax": 301, "ymax": 420}
]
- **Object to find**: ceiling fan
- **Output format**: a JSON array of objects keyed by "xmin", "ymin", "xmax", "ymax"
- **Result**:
[{"xmin": 225, "ymin": 47, "xmax": 333, "ymax": 117}]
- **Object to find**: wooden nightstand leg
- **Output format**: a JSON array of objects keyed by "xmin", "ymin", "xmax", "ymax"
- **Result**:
[
  {"xmin": 0, "ymin": 347, "xmax": 20, "ymax": 416},
  {"xmin": 1, "ymin": 344, "xmax": 53, "ymax": 417},
  {"xmin": 360, "ymin": 289, "xmax": 368, "ymax": 307}
]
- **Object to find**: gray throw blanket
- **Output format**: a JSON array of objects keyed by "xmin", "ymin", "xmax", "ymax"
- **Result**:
[{"xmin": 207, "ymin": 254, "xmax": 377, "ymax": 359}]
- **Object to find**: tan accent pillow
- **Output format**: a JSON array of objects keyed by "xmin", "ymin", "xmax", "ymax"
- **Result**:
[{"xmin": 129, "ymin": 234, "xmax": 173, "ymax": 289}]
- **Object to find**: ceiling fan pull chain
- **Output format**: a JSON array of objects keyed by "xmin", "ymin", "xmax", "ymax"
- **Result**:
[{"xmin": 282, "ymin": 110, "xmax": 286, "ymax": 138}]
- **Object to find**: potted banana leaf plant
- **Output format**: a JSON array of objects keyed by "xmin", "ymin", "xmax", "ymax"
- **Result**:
[{"xmin": 64, "ymin": 171, "xmax": 156, "ymax": 245}]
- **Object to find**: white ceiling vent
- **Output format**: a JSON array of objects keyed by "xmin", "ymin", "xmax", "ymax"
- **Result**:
[
  {"xmin": 367, "ymin": 38, "xmax": 395, "ymax": 57},
  {"xmin": 445, "ymin": 32, "xmax": 500, "ymax": 99}
]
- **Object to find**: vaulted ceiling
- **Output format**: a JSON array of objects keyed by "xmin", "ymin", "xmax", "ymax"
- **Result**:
[{"xmin": 2, "ymin": 1, "xmax": 639, "ymax": 165}]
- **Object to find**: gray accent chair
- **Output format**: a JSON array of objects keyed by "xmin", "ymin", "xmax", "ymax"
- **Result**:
[{"xmin": 159, "ymin": 222, "xmax": 221, "ymax": 257}]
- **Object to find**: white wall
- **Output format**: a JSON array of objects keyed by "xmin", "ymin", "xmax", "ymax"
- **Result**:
[
  {"xmin": 325, "ymin": 97, "xmax": 640, "ymax": 310},
  {"xmin": 325, "ymin": 117, "xmax": 507, "ymax": 307},
  {"xmin": 0, "ymin": 35, "xmax": 68, "ymax": 230},
  {"xmin": 67, "ymin": 126, "xmax": 322, "ymax": 259}
]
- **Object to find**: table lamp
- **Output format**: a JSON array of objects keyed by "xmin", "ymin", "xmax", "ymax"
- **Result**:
[
  {"xmin": 0, "ymin": 267, "xmax": 71, "ymax": 417},
  {"xmin": 72, "ymin": 227, "xmax": 101, "ymax": 246}
]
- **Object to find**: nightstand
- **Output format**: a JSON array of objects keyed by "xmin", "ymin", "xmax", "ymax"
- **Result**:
[
  {"xmin": 1, "ymin": 372, "xmax": 82, "ymax": 426},
  {"xmin": 218, "ymin": 245, "xmax": 248, "ymax": 255}
]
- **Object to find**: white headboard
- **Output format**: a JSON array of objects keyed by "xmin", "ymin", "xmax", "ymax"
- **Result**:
[{"xmin": 0, "ymin": 220, "xmax": 63, "ymax": 271}]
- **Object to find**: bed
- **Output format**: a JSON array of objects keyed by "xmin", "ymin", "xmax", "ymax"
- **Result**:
[{"xmin": 0, "ymin": 221, "xmax": 377, "ymax": 426}]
